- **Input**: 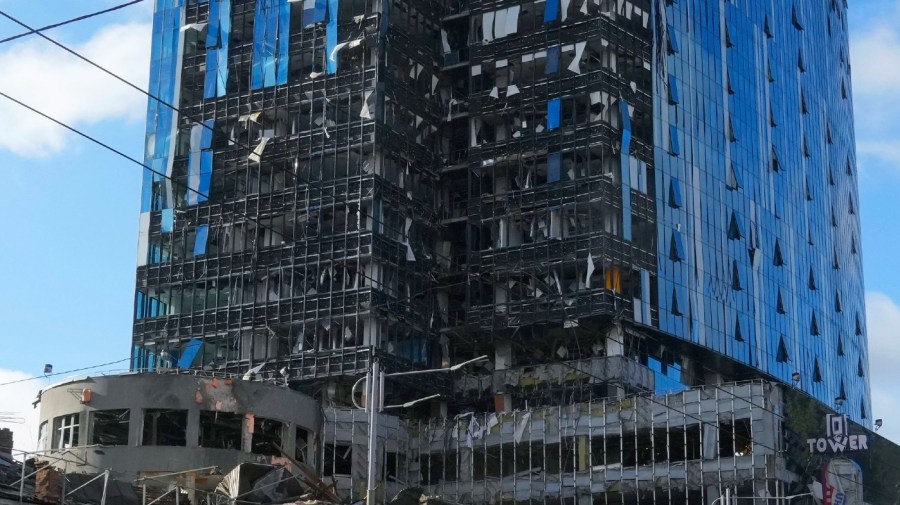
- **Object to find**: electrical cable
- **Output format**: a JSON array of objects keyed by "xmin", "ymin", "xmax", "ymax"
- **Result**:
[
  {"xmin": 0, "ymin": 358, "xmax": 130, "ymax": 387},
  {"xmin": 0, "ymin": 0, "xmax": 146, "ymax": 45}
]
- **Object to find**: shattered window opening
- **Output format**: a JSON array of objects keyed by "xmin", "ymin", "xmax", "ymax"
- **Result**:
[
  {"xmin": 142, "ymin": 409, "xmax": 188, "ymax": 447},
  {"xmin": 199, "ymin": 411, "xmax": 243, "ymax": 450},
  {"xmin": 252, "ymin": 417, "xmax": 284, "ymax": 455},
  {"xmin": 91, "ymin": 409, "xmax": 130, "ymax": 446}
]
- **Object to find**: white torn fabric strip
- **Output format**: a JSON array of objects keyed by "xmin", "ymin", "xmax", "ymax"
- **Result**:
[
  {"xmin": 514, "ymin": 412, "xmax": 531, "ymax": 443},
  {"xmin": 496, "ymin": 58, "xmax": 508, "ymax": 68},
  {"xmin": 585, "ymin": 254, "xmax": 595, "ymax": 287},
  {"xmin": 568, "ymin": 41, "xmax": 586, "ymax": 74},
  {"xmin": 406, "ymin": 242, "xmax": 416, "ymax": 261},
  {"xmin": 590, "ymin": 91, "xmax": 601, "ymax": 104},
  {"xmin": 360, "ymin": 90, "xmax": 374, "ymax": 119},
  {"xmin": 329, "ymin": 38, "xmax": 363, "ymax": 62},
  {"xmin": 180, "ymin": 22, "xmax": 208, "ymax": 32},
  {"xmin": 580, "ymin": 0, "xmax": 588, "ymax": 14},
  {"xmin": 561, "ymin": 0, "xmax": 571, "ymax": 21},
  {"xmin": 489, "ymin": 86, "xmax": 499, "ymax": 98},
  {"xmin": 431, "ymin": 75, "xmax": 439, "ymax": 93},
  {"xmin": 471, "ymin": 64, "xmax": 482, "ymax": 76},
  {"xmin": 249, "ymin": 137, "xmax": 270, "ymax": 163},
  {"xmin": 507, "ymin": 84, "xmax": 520, "ymax": 96}
]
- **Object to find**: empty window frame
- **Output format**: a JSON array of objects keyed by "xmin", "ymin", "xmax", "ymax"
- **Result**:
[
  {"xmin": 323, "ymin": 443, "xmax": 352, "ymax": 476},
  {"xmin": 142, "ymin": 409, "xmax": 188, "ymax": 446},
  {"xmin": 719, "ymin": 418, "xmax": 753, "ymax": 457},
  {"xmin": 52, "ymin": 414, "xmax": 80, "ymax": 450},
  {"xmin": 295, "ymin": 427, "xmax": 310, "ymax": 463},
  {"xmin": 199, "ymin": 411, "xmax": 243, "ymax": 450},
  {"xmin": 91, "ymin": 409, "xmax": 130, "ymax": 446},
  {"xmin": 252, "ymin": 417, "xmax": 284, "ymax": 455}
]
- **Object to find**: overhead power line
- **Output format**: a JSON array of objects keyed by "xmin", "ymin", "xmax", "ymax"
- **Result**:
[
  {"xmin": 0, "ymin": 0, "xmax": 146, "ymax": 45},
  {"xmin": 0, "ymin": 358, "xmax": 130, "ymax": 387}
]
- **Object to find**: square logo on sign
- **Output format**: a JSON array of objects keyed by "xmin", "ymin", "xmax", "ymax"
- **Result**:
[{"xmin": 827, "ymin": 414, "xmax": 848, "ymax": 440}]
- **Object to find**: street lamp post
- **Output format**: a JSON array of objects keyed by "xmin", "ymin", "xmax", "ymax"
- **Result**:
[{"xmin": 353, "ymin": 355, "xmax": 488, "ymax": 505}]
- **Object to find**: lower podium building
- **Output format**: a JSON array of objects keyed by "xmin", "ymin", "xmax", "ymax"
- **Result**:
[{"xmin": 30, "ymin": 368, "xmax": 894, "ymax": 505}]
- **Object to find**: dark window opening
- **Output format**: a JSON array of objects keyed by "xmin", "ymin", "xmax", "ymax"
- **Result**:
[
  {"xmin": 776, "ymin": 336, "xmax": 789, "ymax": 363},
  {"xmin": 324, "ymin": 444, "xmax": 352, "ymax": 476},
  {"xmin": 91, "ymin": 409, "xmax": 130, "ymax": 446},
  {"xmin": 199, "ymin": 411, "xmax": 243, "ymax": 450},
  {"xmin": 142, "ymin": 409, "xmax": 188, "ymax": 446},
  {"xmin": 252, "ymin": 417, "xmax": 284, "ymax": 456},
  {"xmin": 384, "ymin": 451, "xmax": 406, "ymax": 483},
  {"xmin": 295, "ymin": 427, "xmax": 309, "ymax": 464},
  {"xmin": 420, "ymin": 451, "xmax": 457, "ymax": 484},
  {"xmin": 719, "ymin": 419, "xmax": 753, "ymax": 457}
]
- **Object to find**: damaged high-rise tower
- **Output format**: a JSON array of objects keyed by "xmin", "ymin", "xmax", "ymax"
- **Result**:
[{"xmin": 129, "ymin": 0, "xmax": 873, "ymax": 502}]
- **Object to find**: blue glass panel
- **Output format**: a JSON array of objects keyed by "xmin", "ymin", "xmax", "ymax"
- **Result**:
[
  {"xmin": 546, "ymin": 46, "xmax": 560, "ymax": 74},
  {"xmin": 326, "ymin": 0, "xmax": 339, "ymax": 74},
  {"xmin": 619, "ymin": 100, "xmax": 631, "ymax": 156},
  {"xmin": 669, "ymin": 177, "xmax": 682, "ymax": 208},
  {"xmin": 161, "ymin": 208, "xmax": 174, "ymax": 233},
  {"xmin": 547, "ymin": 98, "xmax": 560, "ymax": 130},
  {"xmin": 668, "ymin": 73, "xmax": 679, "ymax": 104},
  {"xmin": 543, "ymin": 0, "xmax": 558, "ymax": 22},
  {"xmin": 200, "ymin": 119, "xmax": 214, "ymax": 149},
  {"xmin": 669, "ymin": 125, "xmax": 680, "ymax": 155},
  {"xmin": 547, "ymin": 152, "xmax": 561, "ymax": 183},
  {"xmin": 194, "ymin": 225, "xmax": 210, "ymax": 256},
  {"xmin": 199, "ymin": 151, "xmax": 213, "ymax": 199},
  {"xmin": 276, "ymin": 0, "xmax": 291, "ymax": 84},
  {"xmin": 177, "ymin": 338, "xmax": 203, "ymax": 368},
  {"xmin": 304, "ymin": 0, "xmax": 326, "ymax": 25},
  {"xmin": 251, "ymin": 0, "xmax": 270, "ymax": 88}
]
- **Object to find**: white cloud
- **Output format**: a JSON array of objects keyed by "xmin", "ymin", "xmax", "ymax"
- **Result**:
[
  {"xmin": 864, "ymin": 292, "xmax": 900, "ymax": 443},
  {"xmin": 0, "ymin": 21, "xmax": 151, "ymax": 157},
  {"xmin": 0, "ymin": 369, "xmax": 43, "ymax": 457}
]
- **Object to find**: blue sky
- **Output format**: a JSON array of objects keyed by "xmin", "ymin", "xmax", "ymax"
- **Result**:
[{"xmin": 2, "ymin": 0, "xmax": 900, "ymax": 450}]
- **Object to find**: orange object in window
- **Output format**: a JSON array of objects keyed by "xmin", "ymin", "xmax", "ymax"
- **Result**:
[
  {"xmin": 605, "ymin": 268, "xmax": 621, "ymax": 292},
  {"xmin": 81, "ymin": 388, "xmax": 92, "ymax": 404}
]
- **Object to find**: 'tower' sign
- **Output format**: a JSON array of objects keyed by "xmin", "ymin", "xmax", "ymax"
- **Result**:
[{"xmin": 807, "ymin": 414, "xmax": 869, "ymax": 454}]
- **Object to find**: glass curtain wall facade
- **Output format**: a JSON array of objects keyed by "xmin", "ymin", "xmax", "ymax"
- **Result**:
[
  {"xmin": 653, "ymin": 0, "xmax": 869, "ymax": 424},
  {"xmin": 132, "ymin": 0, "xmax": 870, "ymax": 425}
]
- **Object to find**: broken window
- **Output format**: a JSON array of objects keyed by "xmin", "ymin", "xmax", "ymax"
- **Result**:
[
  {"xmin": 142, "ymin": 409, "xmax": 188, "ymax": 446},
  {"xmin": 52, "ymin": 414, "xmax": 80, "ymax": 450},
  {"xmin": 420, "ymin": 451, "xmax": 457, "ymax": 484},
  {"xmin": 719, "ymin": 419, "xmax": 753, "ymax": 457},
  {"xmin": 91, "ymin": 409, "xmax": 130, "ymax": 446},
  {"xmin": 199, "ymin": 411, "xmax": 243, "ymax": 450},
  {"xmin": 295, "ymin": 427, "xmax": 309, "ymax": 463},
  {"xmin": 252, "ymin": 417, "xmax": 284, "ymax": 455},
  {"xmin": 323, "ymin": 443, "xmax": 352, "ymax": 476}
]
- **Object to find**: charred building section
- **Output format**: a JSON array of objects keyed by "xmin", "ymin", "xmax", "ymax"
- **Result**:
[{"xmin": 134, "ymin": 0, "xmax": 447, "ymax": 383}]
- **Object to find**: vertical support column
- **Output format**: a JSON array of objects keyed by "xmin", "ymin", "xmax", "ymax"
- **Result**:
[
  {"xmin": 606, "ymin": 325, "xmax": 625, "ymax": 399},
  {"xmin": 366, "ymin": 361, "xmax": 381, "ymax": 505}
]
